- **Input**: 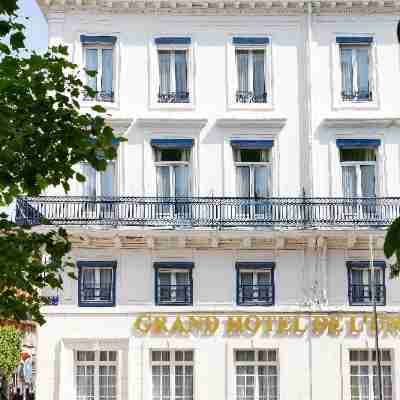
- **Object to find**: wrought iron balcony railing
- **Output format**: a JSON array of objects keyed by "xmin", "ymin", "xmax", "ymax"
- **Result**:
[
  {"xmin": 158, "ymin": 91, "xmax": 190, "ymax": 103},
  {"xmin": 349, "ymin": 284, "xmax": 386, "ymax": 306},
  {"xmin": 238, "ymin": 284, "xmax": 274, "ymax": 305},
  {"xmin": 156, "ymin": 284, "xmax": 193, "ymax": 305},
  {"xmin": 341, "ymin": 90, "xmax": 372, "ymax": 102},
  {"xmin": 80, "ymin": 285, "xmax": 113, "ymax": 303},
  {"xmin": 83, "ymin": 90, "xmax": 114, "ymax": 102},
  {"xmin": 236, "ymin": 90, "xmax": 268, "ymax": 103},
  {"xmin": 15, "ymin": 196, "xmax": 400, "ymax": 228}
]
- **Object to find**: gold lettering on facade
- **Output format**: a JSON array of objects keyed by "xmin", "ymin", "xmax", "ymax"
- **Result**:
[
  {"xmin": 243, "ymin": 316, "xmax": 261, "ymax": 334},
  {"xmin": 349, "ymin": 316, "xmax": 363, "ymax": 334},
  {"xmin": 226, "ymin": 317, "xmax": 243, "ymax": 335},
  {"xmin": 276, "ymin": 317, "xmax": 290, "ymax": 334},
  {"xmin": 291, "ymin": 316, "xmax": 307, "ymax": 334},
  {"xmin": 133, "ymin": 314, "xmax": 151, "ymax": 334}
]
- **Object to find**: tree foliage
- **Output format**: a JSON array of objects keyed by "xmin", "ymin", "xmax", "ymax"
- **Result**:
[
  {"xmin": 0, "ymin": 326, "xmax": 22, "ymax": 380},
  {"xmin": 0, "ymin": 0, "xmax": 122, "ymax": 325},
  {"xmin": 384, "ymin": 217, "xmax": 400, "ymax": 278}
]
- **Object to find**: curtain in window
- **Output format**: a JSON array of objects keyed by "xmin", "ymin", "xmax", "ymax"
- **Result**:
[
  {"xmin": 99, "ymin": 365, "xmax": 117, "ymax": 400},
  {"xmin": 175, "ymin": 271, "xmax": 189, "ymax": 303},
  {"xmin": 258, "ymin": 365, "xmax": 278, "ymax": 400},
  {"xmin": 360, "ymin": 165, "xmax": 375, "ymax": 196},
  {"xmin": 257, "ymin": 271, "xmax": 271, "ymax": 302},
  {"xmin": 82, "ymin": 269, "xmax": 96, "ymax": 301},
  {"xmin": 236, "ymin": 50, "xmax": 249, "ymax": 93},
  {"xmin": 237, "ymin": 167, "xmax": 250, "ymax": 197},
  {"xmin": 356, "ymin": 47, "xmax": 370, "ymax": 98},
  {"xmin": 158, "ymin": 51, "xmax": 171, "ymax": 96},
  {"xmin": 253, "ymin": 50, "xmax": 265, "ymax": 100},
  {"xmin": 340, "ymin": 48, "xmax": 353, "ymax": 97},
  {"xmin": 351, "ymin": 269, "xmax": 364, "ymax": 301},
  {"xmin": 174, "ymin": 50, "xmax": 188, "ymax": 98},
  {"xmin": 254, "ymin": 166, "xmax": 271, "ymax": 198},
  {"xmin": 100, "ymin": 269, "xmax": 113, "ymax": 301},
  {"xmin": 240, "ymin": 271, "xmax": 254, "ymax": 302},
  {"xmin": 100, "ymin": 162, "xmax": 115, "ymax": 197},
  {"xmin": 85, "ymin": 48, "xmax": 98, "ymax": 92},
  {"xmin": 175, "ymin": 166, "xmax": 189, "ymax": 197},
  {"xmin": 156, "ymin": 166, "xmax": 171, "ymax": 197},
  {"xmin": 101, "ymin": 49, "xmax": 113, "ymax": 98},
  {"xmin": 81, "ymin": 163, "xmax": 97, "ymax": 197},
  {"xmin": 342, "ymin": 166, "xmax": 357, "ymax": 197}
]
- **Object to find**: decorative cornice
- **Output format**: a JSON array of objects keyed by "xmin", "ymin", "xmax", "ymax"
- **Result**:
[
  {"xmin": 216, "ymin": 118, "xmax": 287, "ymax": 130},
  {"xmin": 324, "ymin": 117, "xmax": 400, "ymax": 129},
  {"xmin": 135, "ymin": 118, "xmax": 208, "ymax": 130},
  {"xmin": 105, "ymin": 118, "xmax": 133, "ymax": 132},
  {"xmin": 38, "ymin": 0, "xmax": 400, "ymax": 16}
]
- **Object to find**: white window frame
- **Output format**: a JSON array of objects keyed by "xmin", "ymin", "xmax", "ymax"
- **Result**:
[
  {"xmin": 150, "ymin": 38, "xmax": 194, "ymax": 110},
  {"xmin": 81, "ymin": 41, "xmax": 118, "ymax": 107},
  {"xmin": 234, "ymin": 349, "xmax": 279, "ymax": 400},
  {"xmin": 331, "ymin": 35, "xmax": 379, "ymax": 110},
  {"xmin": 348, "ymin": 349, "xmax": 393, "ymax": 400},
  {"xmin": 339, "ymin": 149, "xmax": 377, "ymax": 197},
  {"xmin": 154, "ymin": 148, "xmax": 192, "ymax": 198},
  {"xmin": 234, "ymin": 148, "xmax": 273, "ymax": 197},
  {"xmin": 80, "ymin": 161, "xmax": 117, "ymax": 197},
  {"xmin": 75, "ymin": 350, "xmax": 118, "ymax": 400},
  {"xmin": 227, "ymin": 36, "xmax": 273, "ymax": 111},
  {"xmin": 151, "ymin": 350, "xmax": 194, "ymax": 400}
]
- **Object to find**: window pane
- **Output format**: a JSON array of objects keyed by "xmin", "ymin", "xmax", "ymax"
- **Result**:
[
  {"xmin": 100, "ymin": 162, "xmax": 115, "ymax": 197},
  {"xmin": 237, "ymin": 167, "xmax": 250, "ymax": 197},
  {"xmin": 159, "ymin": 149, "xmax": 186, "ymax": 162},
  {"xmin": 360, "ymin": 165, "xmax": 375, "ymax": 197},
  {"xmin": 342, "ymin": 165, "xmax": 357, "ymax": 197},
  {"xmin": 340, "ymin": 148, "xmax": 376, "ymax": 162},
  {"xmin": 236, "ymin": 50, "xmax": 249, "ymax": 93},
  {"xmin": 101, "ymin": 48, "xmax": 113, "ymax": 99},
  {"xmin": 340, "ymin": 47, "xmax": 353, "ymax": 98},
  {"xmin": 157, "ymin": 166, "xmax": 171, "ymax": 197},
  {"xmin": 174, "ymin": 50, "xmax": 188, "ymax": 99},
  {"xmin": 85, "ymin": 48, "xmax": 98, "ymax": 92},
  {"xmin": 236, "ymin": 350, "xmax": 255, "ymax": 362},
  {"xmin": 356, "ymin": 47, "xmax": 370, "ymax": 99},
  {"xmin": 158, "ymin": 50, "xmax": 171, "ymax": 96},
  {"xmin": 254, "ymin": 166, "xmax": 271, "ymax": 198},
  {"xmin": 81, "ymin": 163, "xmax": 97, "ymax": 197},
  {"xmin": 253, "ymin": 49, "xmax": 266, "ymax": 100},
  {"xmin": 174, "ymin": 165, "xmax": 189, "ymax": 197}
]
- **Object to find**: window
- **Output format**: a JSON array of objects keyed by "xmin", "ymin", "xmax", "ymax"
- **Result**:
[
  {"xmin": 233, "ymin": 37, "xmax": 269, "ymax": 104},
  {"xmin": 155, "ymin": 37, "xmax": 191, "ymax": 104},
  {"xmin": 78, "ymin": 261, "xmax": 117, "ymax": 307},
  {"xmin": 347, "ymin": 261, "xmax": 386, "ymax": 306},
  {"xmin": 75, "ymin": 350, "xmax": 117, "ymax": 400},
  {"xmin": 235, "ymin": 350, "xmax": 278, "ymax": 400},
  {"xmin": 152, "ymin": 139, "xmax": 193, "ymax": 199},
  {"xmin": 337, "ymin": 37, "xmax": 373, "ymax": 102},
  {"xmin": 151, "ymin": 350, "xmax": 194, "ymax": 400},
  {"xmin": 349, "ymin": 349, "xmax": 392, "ymax": 400},
  {"xmin": 81, "ymin": 35, "xmax": 116, "ymax": 102},
  {"xmin": 80, "ymin": 162, "xmax": 115, "ymax": 197},
  {"xmin": 236, "ymin": 262, "xmax": 275, "ymax": 306},
  {"xmin": 337, "ymin": 140, "xmax": 379, "ymax": 197},
  {"xmin": 154, "ymin": 262, "xmax": 193, "ymax": 306}
]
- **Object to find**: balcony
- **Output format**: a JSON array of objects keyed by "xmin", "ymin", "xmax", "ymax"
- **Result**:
[
  {"xmin": 341, "ymin": 90, "xmax": 372, "ymax": 102},
  {"xmin": 348, "ymin": 284, "xmax": 386, "ymax": 306},
  {"xmin": 156, "ymin": 284, "xmax": 193, "ymax": 305},
  {"xmin": 238, "ymin": 284, "xmax": 274, "ymax": 306},
  {"xmin": 158, "ymin": 91, "xmax": 190, "ymax": 103},
  {"xmin": 15, "ymin": 196, "xmax": 400, "ymax": 228},
  {"xmin": 236, "ymin": 90, "xmax": 268, "ymax": 104}
]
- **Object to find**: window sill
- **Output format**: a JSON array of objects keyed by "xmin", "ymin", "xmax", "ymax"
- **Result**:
[
  {"xmin": 332, "ymin": 100, "xmax": 379, "ymax": 111},
  {"xmin": 78, "ymin": 302, "xmax": 115, "ymax": 307},
  {"xmin": 149, "ymin": 102, "xmax": 195, "ymax": 111},
  {"xmin": 228, "ymin": 102, "xmax": 274, "ymax": 111}
]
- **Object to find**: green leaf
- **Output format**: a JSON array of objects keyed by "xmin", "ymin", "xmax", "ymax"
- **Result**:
[
  {"xmin": 10, "ymin": 30, "xmax": 25, "ymax": 50},
  {"xmin": 75, "ymin": 172, "xmax": 86, "ymax": 182},
  {"xmin": 384, "ymin": 216, "xmax": 400, "ymax": 258},
  {"xmin": 92, "ymin": 104, "xmax": 106, "ymax": 113}
]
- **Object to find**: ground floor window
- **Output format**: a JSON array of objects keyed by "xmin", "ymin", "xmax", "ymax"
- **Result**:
[
  {"xmin": 349, "ymin": 349, "xmax": 393, "ymax": 400},
  {"xmin": 235, "ymin": 350, "xmax": 278, "ymax": 400},
  {"xmin": 75, "ymin": 350, "xmax": 117, "ymax": 400},
  {"xmin": 151, "ymin": 350, "xmax": 194, "ymax": 400}
]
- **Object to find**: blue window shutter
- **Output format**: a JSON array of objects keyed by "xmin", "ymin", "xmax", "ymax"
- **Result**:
[
  {"xmin": 153, "ymin": 262, "xmax": 194, "ymax": 269},
  {"xmin": 346, "ymin": 260, "xmax": 386, "ymax": 269},
  {"xmin": 80, "ymin": 35, "xmax": 117, "ymax": 45},
  {"xmin": 233, "ymin": 37, "xmax": 270, "ymax": 45},
  {"xmin": 151, "ymin": 139, "xmax": 194, "ymax": 149},
  {"xmin": 336, "ymin": 36, "xmax": 373, "ymax": 44},
  {"xmin": 155, "ymin": 37, "xmax": 191, "ymax": 45},
  {"xmin": 336, "ymin": 139, "xmax": 381, "ymax": 148},
  {"xmin": 231, "ymin": 140, "xmax": 274, "ymax": 149},
  {"xmin": 235, "ymin": 262, "xmax": 275, "ymax": 270}
]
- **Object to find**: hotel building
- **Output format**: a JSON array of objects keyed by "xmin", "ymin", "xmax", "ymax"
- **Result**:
[{"xmin": 18, "ymin": 1, "xmax": 400, "ymax": 399}]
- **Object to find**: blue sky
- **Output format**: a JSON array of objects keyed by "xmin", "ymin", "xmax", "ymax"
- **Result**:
[{"xmin": 17, "ymin": 0, "xmax": 48, "ymax": 52}]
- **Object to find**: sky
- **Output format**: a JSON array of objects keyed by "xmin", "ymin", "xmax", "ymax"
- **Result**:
[{"xmin": 17, "ymin": 0, "xmax": 48, "ymax": 52}]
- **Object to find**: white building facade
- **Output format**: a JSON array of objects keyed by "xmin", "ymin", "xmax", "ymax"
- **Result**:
[{"xmin": 21, "ymin": 1, "xmax": 400, "ymax": 400}]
